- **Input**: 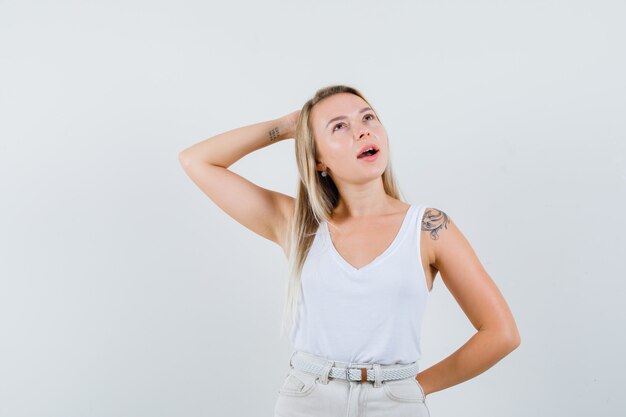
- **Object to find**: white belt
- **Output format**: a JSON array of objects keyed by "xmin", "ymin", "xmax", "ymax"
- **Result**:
[{"xmin": 290, "ymin": 352, "xmax": 419, "ymax": 383}]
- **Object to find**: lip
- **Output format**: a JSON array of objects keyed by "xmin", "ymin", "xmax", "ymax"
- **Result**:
[
  {"xmin": 358, "ymin": 151, "xmax": 379, "ymax": 162},
  {"xmin": 356, "ymin": 143, "xmax": 380, "ymax": 159}
]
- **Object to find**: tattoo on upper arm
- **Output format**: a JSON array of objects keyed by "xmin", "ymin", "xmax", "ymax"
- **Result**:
[
  {"xmin": 269, "ymin": 127, "xmax": 280, "ymax": 141},
  {"xmin": 422, "ymin": 208, "xmax": 450, "ymax": 240}
]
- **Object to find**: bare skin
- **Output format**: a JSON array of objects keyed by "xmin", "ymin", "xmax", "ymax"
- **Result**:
[
  {"xmin": 325, "ymin": 200, "xmax": 435, "ymax": 292},
  {"xmin": 178, "ymin": 93, "xmax": 521, "ymax": 399}
]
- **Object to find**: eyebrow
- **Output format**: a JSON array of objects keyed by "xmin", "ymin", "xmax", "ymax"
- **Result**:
[{"xmin": 325, "ymin": 107, "xmax": 373, "ymax": 129}]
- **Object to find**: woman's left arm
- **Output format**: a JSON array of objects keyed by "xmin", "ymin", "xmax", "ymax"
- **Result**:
[{"xmin": 416, "ymin": 208, "xmax": 521, "ymax": 397}]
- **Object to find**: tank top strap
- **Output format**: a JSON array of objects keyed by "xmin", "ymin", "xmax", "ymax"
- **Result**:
[
  {"xmin": 406, "ymin": 204, "xmax": 431, "ymax": 232},
  {"xmin": 404, "ymin": 203, "xmax": 436, "ymax": 250}
]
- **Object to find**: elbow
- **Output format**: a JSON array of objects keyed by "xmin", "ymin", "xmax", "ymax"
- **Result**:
[
  {"xmin": 178, "ymin": 151, "xmax": 193, "ymax": 168},
  {"xmin": 504, "ymin": 328, "xmax": 521, "ymax": 351},
  {"xmin": 483, "ymin": 325, "xmax": 521, "ymax": 352}
]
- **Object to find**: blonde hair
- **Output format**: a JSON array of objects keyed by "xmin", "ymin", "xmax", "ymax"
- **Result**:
[{"xmin": 280, "ymin": 84, "xmax": 405, "ymax": 336}]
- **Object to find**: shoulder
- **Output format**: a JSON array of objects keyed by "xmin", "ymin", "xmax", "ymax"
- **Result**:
[
  {"xmin": 420, "ymin": 206, "xmax": 479, "ymax": 272},
  {"xmin": 420, "ymin": 207, "xmax": 453, "ymax": 266},
  {"xmin": 421, "ymin": 207, "xmax": 452, "ymax": 240}
]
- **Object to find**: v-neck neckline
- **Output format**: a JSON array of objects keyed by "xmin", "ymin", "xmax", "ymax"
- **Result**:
[{"xmin": 323, "ymin": 204, "xmax": 415, "ymax": 274}]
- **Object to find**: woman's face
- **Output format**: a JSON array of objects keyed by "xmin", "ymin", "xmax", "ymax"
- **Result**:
[{"xmin": 310, "ymin": 93, "xmax": 388, "ymax": 184}]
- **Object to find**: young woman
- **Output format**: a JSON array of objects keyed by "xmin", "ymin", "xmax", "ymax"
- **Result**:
[{"xmin": 179, "ymin": 84, "xmax": 521, "ymax": 416}]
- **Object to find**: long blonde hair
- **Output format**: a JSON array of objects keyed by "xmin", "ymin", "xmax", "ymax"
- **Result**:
[{"xmin": 280, "ymin": 84, "xmax": 404, "ymax": 336}]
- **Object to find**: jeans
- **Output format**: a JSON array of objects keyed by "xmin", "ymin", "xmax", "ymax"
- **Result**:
[{"xmin": 274, "ymin": 350, "xmax": 431, "ymax": 417}]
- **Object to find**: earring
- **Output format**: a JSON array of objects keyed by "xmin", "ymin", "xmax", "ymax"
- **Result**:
[{"xmin": 321, "ymin": 169, "xmax": 327, "ymax": 177}]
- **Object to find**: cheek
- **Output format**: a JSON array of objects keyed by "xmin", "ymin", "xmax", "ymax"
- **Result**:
[
  {"xmin": 324, "ymin": 145, "xmax": 354, "ymax": 168},
  {"xmin": 324, "ymin": 139, "xmax": 351, "ymax": 156}
]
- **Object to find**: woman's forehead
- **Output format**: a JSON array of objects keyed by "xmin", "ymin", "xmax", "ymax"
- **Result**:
[{"xmin": 312, "ymin": 93, "xmax": 369, "ymax": 127}]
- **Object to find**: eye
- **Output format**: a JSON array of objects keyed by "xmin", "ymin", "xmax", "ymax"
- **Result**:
[
  {"xmin": 333, "ymin": 114, "xmax": 376, "ymax": 132},
  {"xmin": 333, "ymin": 122, "xmax": 345, "ymax": 132}
]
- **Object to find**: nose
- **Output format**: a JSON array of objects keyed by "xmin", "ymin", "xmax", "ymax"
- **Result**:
[{"xmin": 357, "ymin": 128, "xmax": 371, "ymax": 140}]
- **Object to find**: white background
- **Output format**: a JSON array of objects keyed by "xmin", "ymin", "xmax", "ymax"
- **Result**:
[{"xmin": 1, "ymin": 0, "xmax": 625, "ymax": 416}]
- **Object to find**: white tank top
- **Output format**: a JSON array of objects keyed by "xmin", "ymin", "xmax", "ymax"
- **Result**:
[{"xmin": 289, "ymin": 203, "xmax": 432, "ymax": 365}]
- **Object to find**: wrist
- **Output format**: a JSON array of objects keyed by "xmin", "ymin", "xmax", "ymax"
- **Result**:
[
  {"xmin": 416, "ymin": 375, "xmax": 430, "ymax": 397},
  {"xmin": 274, "ymin": 118, "xmax": 295, "ymax": 141}
]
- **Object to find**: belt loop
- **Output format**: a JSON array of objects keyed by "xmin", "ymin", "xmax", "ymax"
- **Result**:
[
  {"xmin": 318, "ymin": 359, "xmax": 334, "ymax": 385},
  {"xmin": 373, "ymin": 363, "xmax": 382, "ymax": 388},
  {"xmin": 288, "ymin": 350, "xmax": 297, "ymax": 369}
]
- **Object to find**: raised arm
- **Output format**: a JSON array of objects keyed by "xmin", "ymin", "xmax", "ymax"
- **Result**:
[{"xmin": 178, "ymin": 111, "xmax": 300, "ymax": 256}]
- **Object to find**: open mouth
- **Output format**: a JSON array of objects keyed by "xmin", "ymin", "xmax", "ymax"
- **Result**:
[{"xmin": 357, "ymin": 148, "xmax": 379, "ymax": 159}]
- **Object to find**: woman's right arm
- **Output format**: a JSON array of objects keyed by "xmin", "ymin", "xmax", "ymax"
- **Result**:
[{"xmin": 178, "ymin": 111, "xmax": 299, "ymax": 255}]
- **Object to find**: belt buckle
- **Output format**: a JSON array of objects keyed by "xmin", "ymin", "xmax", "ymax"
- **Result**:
[{"xmin": 345, "ymin": 366, "xmax": 368, "ymax": 382}]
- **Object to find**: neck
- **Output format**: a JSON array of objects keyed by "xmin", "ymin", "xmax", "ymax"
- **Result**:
[{"xmin": 332, "ymin": 177, "xmax": 397, "ymax": 219}]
